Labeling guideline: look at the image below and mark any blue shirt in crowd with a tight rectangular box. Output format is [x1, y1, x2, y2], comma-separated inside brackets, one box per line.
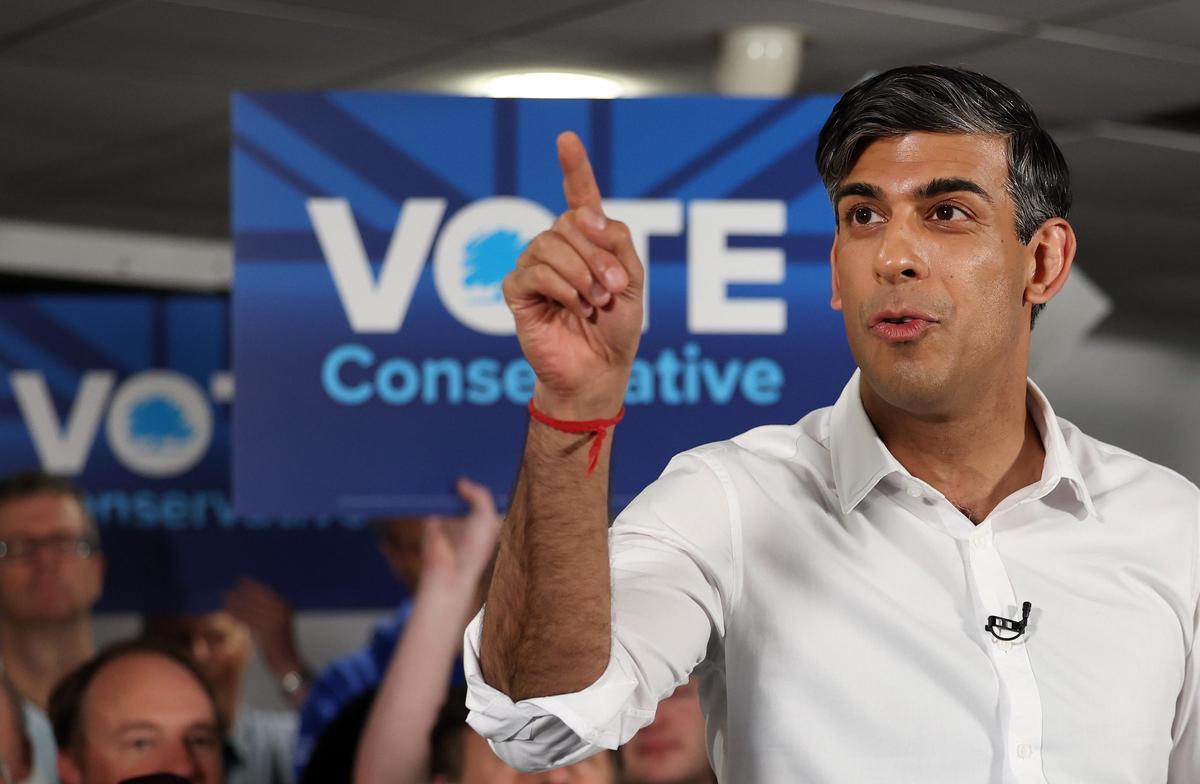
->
[293, 599, 464, 781]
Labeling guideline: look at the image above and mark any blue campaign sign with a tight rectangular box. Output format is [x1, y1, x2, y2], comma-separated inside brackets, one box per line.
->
[0, 293, 403, 611]
[232, 93, 856, 517]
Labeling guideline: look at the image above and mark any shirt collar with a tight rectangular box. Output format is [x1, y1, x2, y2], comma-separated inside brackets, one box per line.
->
[1025, 377, 1098, 520]
[827, 369, 1097, 520]
[828, 370, 903, 516]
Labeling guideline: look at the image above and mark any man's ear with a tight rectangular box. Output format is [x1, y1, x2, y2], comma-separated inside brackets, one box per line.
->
[829, 234, 843, 312]
[1024, 217, 1075, 309]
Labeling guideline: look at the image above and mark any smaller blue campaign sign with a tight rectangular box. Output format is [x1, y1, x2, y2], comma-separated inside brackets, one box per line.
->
[232, 93, 856, 517]
[0, 293, 403, 611]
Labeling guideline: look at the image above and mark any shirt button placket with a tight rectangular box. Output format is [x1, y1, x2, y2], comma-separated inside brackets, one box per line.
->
[965, 528, 1048, 784]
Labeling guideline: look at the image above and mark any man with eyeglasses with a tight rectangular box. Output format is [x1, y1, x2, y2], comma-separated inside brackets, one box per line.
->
[0, 471, 105, 783]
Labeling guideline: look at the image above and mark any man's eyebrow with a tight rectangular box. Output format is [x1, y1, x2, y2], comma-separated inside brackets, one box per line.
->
[833, 182, 884, 204]
[116, 722, 162, 734]
[915, 177, 993, 203]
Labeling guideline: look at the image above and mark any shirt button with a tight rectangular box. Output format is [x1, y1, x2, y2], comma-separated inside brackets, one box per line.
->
[995, 640, 1012, 653]
[905, 484, 923, 499]
[970, 532, 991, 549]
[1016, 744, 1033, 759]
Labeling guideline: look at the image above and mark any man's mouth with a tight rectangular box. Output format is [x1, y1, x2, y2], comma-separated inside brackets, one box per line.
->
[868, 309, 938, 342]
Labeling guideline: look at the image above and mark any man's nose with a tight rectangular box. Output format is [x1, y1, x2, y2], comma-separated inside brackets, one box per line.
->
[30, 542, 66, 569]
[873, 217, 929, 284]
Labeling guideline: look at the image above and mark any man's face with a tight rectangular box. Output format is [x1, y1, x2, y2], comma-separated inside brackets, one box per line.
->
[58, 653, 223, 784]
[830, 132, 1034, 415]
[144, 613, 252, 700]
[447, 730, 616, 784]
[621, 678, 711, 784]
[0, 493, 104, 625]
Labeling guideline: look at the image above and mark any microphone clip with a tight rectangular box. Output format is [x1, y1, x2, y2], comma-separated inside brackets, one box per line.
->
[986, 601, 1032, 642]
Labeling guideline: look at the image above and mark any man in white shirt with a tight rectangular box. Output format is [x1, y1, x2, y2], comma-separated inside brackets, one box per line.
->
[462, 64, 1200, 782]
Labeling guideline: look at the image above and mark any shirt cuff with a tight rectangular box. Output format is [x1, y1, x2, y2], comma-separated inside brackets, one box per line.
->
[462, 607, 651, 770]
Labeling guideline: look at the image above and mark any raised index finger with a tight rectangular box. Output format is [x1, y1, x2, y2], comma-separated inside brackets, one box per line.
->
[557, 131, 603, 213]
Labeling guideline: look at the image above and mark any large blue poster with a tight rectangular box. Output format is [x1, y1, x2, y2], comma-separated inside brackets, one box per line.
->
[0, 293, 403, 611]
[232, 94, 856, 517]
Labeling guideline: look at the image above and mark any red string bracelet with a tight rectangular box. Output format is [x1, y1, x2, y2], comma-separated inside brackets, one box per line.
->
[527, 400, 626, 476]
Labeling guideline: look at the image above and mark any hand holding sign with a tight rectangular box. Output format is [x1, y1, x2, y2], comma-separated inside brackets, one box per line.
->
[502, 132, 644, 419]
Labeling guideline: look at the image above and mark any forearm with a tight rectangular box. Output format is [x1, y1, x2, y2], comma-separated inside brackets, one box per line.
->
[480, 414, 614, 701]
[354, 576, 479, 784]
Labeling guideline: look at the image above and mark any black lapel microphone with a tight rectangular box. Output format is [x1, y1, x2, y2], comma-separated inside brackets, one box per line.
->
[986, 601, 1032, 641]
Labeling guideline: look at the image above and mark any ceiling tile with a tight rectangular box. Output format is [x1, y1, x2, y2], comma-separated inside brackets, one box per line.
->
[0, 57, 227, 155]
[892, 0, 1125, 22]
[0, 0, 101, 39]
[1075, 0, 1200, 50]
[954, 36, 1200, 123]
[241, 0, 617, 35]
[7, 0, 458, 88]
[507, 0, 1009, 93]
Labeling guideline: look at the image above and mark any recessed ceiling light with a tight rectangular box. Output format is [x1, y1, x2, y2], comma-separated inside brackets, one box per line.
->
[481, 71, 626, 99]
[716, 25, 804, 96]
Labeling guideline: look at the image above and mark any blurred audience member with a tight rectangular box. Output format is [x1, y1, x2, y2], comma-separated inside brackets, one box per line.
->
[620, 678, 714, 784]
[428, 687, 617, 784]
[294, 690, 373, 784]
[143, 603, 296, 784]
[223, 579, 311, 708]
[0, 471, 105, 783]
[0, 472, 103, 708]
[294, 479, 496, 779]
[47, 640, 223, 784]
[1, 668, 34, 783]
[353, 479, 499, 784]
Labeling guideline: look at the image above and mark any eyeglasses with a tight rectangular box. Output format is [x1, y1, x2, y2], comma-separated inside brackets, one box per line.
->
[0, 534, 99, 561]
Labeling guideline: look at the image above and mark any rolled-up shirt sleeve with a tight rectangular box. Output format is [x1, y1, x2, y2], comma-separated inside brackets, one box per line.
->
[464, 448, 742, 771]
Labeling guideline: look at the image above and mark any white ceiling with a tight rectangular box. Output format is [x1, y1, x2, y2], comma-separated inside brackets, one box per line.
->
[1, 0, 1198, 343]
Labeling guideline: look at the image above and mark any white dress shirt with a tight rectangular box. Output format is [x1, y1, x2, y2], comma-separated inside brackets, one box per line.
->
[464, 371, 1200, 783]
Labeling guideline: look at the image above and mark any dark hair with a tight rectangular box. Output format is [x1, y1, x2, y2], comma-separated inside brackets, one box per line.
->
[297, 687, 377, 784]
[816, 64, 1072, 326]
[0, 469, 98, 541]
[429, 685, 470, 780]
[47, 638, 223, 754]
[296, 686, 475, 783]
[0, 470, 87, 508]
